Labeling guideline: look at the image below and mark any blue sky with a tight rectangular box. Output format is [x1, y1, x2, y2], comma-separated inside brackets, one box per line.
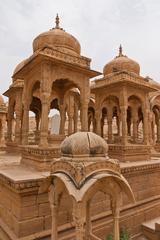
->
[0, 0, 160, 97]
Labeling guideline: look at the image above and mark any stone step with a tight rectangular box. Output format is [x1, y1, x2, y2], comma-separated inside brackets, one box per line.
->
[142, 217, 160, 240]
[135, 236, 147, 240]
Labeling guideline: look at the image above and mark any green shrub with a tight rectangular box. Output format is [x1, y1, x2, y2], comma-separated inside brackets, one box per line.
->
[106, 234, 113, 240]
[120, 227, 130, 240]
[106, 228, 130, 240]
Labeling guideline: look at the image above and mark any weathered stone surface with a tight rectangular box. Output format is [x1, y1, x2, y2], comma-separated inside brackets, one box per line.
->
[1, 13, 160, 240]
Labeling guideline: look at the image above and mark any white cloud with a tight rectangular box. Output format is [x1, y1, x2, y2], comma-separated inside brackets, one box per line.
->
[0, 0, 160, 97]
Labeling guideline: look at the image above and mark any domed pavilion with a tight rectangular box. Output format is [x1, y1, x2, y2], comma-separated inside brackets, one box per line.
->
[4, 15, 101, 153]
[91, 45, 157, 161]
[49, 132, 134, 240]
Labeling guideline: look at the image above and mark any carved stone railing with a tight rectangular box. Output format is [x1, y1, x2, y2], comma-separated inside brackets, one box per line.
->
[22, 145, 60, 158]
[0, 106, 7, 113]
[41, 47, 91, 69]
[21, 145, 60, 170]
[122, 162, 160, 176]
[108, 144, 151, 162]
[109, 144, 150, 153]
[91, 71, 155, 89]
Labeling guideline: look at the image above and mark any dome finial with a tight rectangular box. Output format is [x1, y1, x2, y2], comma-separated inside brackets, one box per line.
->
[119, 44, 123, 56]
[55, 14, 60, 29]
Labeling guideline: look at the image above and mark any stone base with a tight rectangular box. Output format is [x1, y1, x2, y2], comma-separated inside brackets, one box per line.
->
[0, 144, 6, 151]
[6, 142, 21, 153]
[142, 217, 160, 240]
[0, 157, 160, 239]
[154, 144, 160, 153]
[108, 144, 151, 162]
[48, 134, 65, 145]
[21, 145, 60, 171]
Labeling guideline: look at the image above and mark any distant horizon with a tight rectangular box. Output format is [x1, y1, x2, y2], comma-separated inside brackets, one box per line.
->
[1, 0, 160, 99]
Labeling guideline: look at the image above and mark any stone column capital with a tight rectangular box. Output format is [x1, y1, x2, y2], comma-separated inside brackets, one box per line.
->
[41, 92, 50, 104]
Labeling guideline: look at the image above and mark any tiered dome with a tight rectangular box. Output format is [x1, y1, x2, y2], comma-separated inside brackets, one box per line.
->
[61, 132, 108, 157]
[103, 45, 140, 76]
[33, 15, 81, 55]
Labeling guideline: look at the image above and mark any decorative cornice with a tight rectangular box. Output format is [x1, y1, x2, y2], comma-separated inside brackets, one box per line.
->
[122, 162, 160, 176]
[51, 158, 121, 186]
[0, 173, 44, 193]
[22, 146, 60, 157]
[40, 46, 91, 69]
[0, 159, 160, 192]
[91, 71, 157, 91]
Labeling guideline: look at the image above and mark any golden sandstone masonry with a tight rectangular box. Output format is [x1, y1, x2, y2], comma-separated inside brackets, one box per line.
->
[0, 15, 160, 240]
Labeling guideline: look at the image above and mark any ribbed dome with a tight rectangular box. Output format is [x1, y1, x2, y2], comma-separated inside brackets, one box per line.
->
[33, 15, 81, 55]
[103, 45, 140, 76]
[61, 132, 108, 157]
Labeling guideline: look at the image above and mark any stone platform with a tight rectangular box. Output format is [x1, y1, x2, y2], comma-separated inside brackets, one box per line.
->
[0, 150, 160, 239]
[21, 145, 60, 171]
[142, 217, 160, 240]
[6, 142, 22, 153]
[108, 144, 151, 162]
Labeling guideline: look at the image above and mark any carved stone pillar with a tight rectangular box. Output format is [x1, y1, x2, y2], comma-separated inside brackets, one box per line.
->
[59, 105, 66, 135]
[7, 102, 14, 142]
[39, 93, 50, 147]
[150, 113, 155, 144]
[142, 97, 150, 145]
[73, 202, 85, 240]
[15, 115, 21, 144]
[81, 102, 88, 132]
[108, 111, 113, 143]
[14, 91, 23, 144]
[85, 201, 91, 240]
[152, 122, 155, 144]
[74, 104, 78, 133]
[35, 113, 40, 131]
[0, 117, 6, 146]
[22, 104, 29, 145]
[133, 120, 138, 143]
[93, 118, 96, 133]
[108, 120, 113, 143]
[15, 106, 22, 144]
[157, 119, 160, 143]
[88, 116, 91, 132]
[114, 210, 120, 240]
[95, 111, 101, 136]
[120, 106, 128, 145]
[111, 198, 120, 240]
[101, 117, 104, 137]
[49, 184, 58, 240]
[116, 116, 120, 136]
[143, 108, 149, 145]
[68, 114, 74, 135]
[132, 110, 138, 143]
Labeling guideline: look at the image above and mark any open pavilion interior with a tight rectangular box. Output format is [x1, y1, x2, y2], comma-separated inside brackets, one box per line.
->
[1, 15, 160, 240]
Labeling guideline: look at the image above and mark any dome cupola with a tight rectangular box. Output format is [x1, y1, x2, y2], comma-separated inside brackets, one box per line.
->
[33, 15, 81, 55]
[103, 45, 140, 76]
[61, 132, 108, 158]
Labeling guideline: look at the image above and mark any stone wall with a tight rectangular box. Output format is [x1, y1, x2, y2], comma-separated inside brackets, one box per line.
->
[0, 163, 160, 239]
